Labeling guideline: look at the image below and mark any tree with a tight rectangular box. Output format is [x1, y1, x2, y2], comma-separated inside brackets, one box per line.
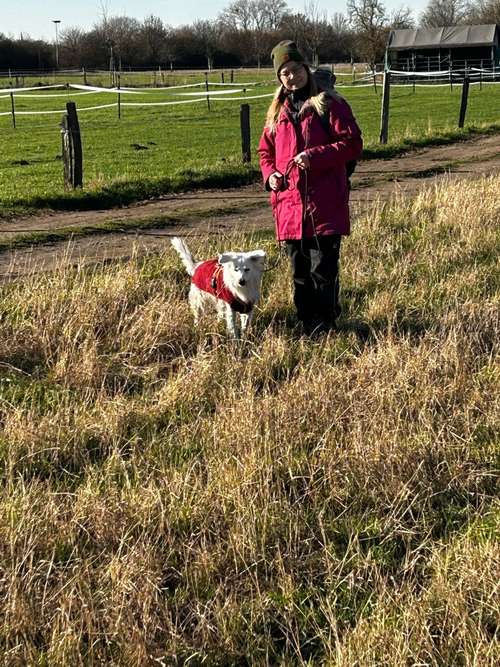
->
[140, 15, 167, 65]
[192, 20, 221, 70]
[221, 0, 288, 32]
[60, 27, 86, 68]
[0, 33, 52, 69]
[347, 0, 388, 70]
[221, 0, 289, 66]
[389, 6, 415, 29]
[266, 0, 289, 30]
[466, 0, 500, 24]
[302, 1, 329, 66]
[419, 0, 469, 27]
[280, 12, 308, 48]
[221, 0, 254, 31]
[93, 12, 141, 70]
[329, 13, 356, 63]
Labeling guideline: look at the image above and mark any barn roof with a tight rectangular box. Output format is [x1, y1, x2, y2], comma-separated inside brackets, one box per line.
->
[387, 24, 499, 51]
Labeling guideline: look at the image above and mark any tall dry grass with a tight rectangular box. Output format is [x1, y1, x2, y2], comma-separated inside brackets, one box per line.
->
[0, 175, 498, 665]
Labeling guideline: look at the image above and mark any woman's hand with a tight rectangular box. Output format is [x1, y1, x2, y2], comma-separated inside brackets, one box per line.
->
[294, 152, 310, 170]
[269, 171, 283, 191]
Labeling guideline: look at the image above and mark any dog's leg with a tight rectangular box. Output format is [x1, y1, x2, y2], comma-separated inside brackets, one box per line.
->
[189, 285, 202, 327]
[216, 300, 226, 321]
[239, 310, 253, 337]
[225, 305, 239, 339]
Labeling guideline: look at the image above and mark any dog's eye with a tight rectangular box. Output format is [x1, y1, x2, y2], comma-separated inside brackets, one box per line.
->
[244, 268, 250, 272]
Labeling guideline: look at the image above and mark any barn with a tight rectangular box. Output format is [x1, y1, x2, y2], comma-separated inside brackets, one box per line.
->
[385, 24, 500, 72]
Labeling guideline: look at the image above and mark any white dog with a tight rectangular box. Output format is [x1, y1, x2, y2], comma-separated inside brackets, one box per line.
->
[171, 237, 266, 338]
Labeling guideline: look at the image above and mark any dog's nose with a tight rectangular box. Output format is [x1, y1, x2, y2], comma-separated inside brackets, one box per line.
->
[239, 278, 246, 286]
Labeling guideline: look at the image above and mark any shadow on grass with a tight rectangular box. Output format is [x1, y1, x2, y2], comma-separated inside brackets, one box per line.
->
[257, 302, 431, 345]
[4, 166, 261, 216]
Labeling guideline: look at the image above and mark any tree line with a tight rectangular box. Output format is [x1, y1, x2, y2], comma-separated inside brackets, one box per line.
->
[1, 0, 498, 72]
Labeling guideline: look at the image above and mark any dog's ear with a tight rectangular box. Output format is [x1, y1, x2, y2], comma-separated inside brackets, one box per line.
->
[218, 252, 237, 265]
[248, 250, 266, 263]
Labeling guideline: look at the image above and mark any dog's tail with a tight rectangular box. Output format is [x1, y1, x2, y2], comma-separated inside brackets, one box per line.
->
[171, 237, 196, 276]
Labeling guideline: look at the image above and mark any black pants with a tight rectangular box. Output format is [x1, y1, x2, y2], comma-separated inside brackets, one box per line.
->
[285, 235, 342, 325]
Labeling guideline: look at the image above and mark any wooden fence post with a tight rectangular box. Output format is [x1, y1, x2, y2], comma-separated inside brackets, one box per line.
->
[230, 69, 234, 83]
[221, 71, 224, 84]
[61, 115, 71, 186]
[61, 101, 83, 189]
[458, 76, 470, 128]
[379, 70, 391, 144]
[240, 104, 251, 163]
[10, 92, 16, 129]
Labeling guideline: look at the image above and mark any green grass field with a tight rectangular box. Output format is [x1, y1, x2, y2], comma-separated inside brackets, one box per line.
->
[1, 74, 499, 216]
[0, 174, 498, 664]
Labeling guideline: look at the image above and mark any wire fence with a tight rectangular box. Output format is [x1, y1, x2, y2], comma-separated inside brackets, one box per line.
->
[2, 66, 498, 120]
[1, 67, 499, 207]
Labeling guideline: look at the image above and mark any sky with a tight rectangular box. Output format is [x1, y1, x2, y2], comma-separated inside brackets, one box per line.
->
[1, 1, 430, 41]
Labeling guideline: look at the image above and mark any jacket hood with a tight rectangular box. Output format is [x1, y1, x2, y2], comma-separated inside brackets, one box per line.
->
[284, 91, 346, 121]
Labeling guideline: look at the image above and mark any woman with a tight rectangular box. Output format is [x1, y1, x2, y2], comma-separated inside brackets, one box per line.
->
[258, 41, 363, 335]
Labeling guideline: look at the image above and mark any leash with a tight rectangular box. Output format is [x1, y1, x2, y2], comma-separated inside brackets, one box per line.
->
[210, 262, 224, 289]
[264, 158, 297, 274]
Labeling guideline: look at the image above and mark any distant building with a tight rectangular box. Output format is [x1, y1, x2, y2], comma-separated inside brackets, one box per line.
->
[386, 24, 500, 72]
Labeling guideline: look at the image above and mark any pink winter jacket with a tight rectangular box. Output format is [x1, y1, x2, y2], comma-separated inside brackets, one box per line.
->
[258, 93, 362, 240]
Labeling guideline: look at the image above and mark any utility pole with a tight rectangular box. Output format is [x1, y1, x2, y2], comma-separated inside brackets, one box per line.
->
[52, 20, 61, 69]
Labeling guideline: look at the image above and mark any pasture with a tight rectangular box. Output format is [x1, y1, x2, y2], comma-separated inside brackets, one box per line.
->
[0, 65, 355, 90]
[0, 173, 498, 664]
[1, 75, 499, 216]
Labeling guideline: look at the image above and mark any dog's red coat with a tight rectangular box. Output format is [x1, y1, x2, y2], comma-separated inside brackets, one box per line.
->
[192, 259, 253, 314]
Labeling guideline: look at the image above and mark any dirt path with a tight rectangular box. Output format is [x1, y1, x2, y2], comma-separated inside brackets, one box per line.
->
[1, 133, 499, 278]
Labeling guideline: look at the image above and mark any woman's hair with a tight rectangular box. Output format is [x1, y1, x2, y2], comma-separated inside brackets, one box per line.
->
[265, 64, 318, 132]
[264, 65, 347, 133]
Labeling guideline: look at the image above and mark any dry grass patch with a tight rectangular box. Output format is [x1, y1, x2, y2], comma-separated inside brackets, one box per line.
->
[0, 176, 498, 664]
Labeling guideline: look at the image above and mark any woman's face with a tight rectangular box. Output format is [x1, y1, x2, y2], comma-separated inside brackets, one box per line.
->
[279, 60, 308, 91]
